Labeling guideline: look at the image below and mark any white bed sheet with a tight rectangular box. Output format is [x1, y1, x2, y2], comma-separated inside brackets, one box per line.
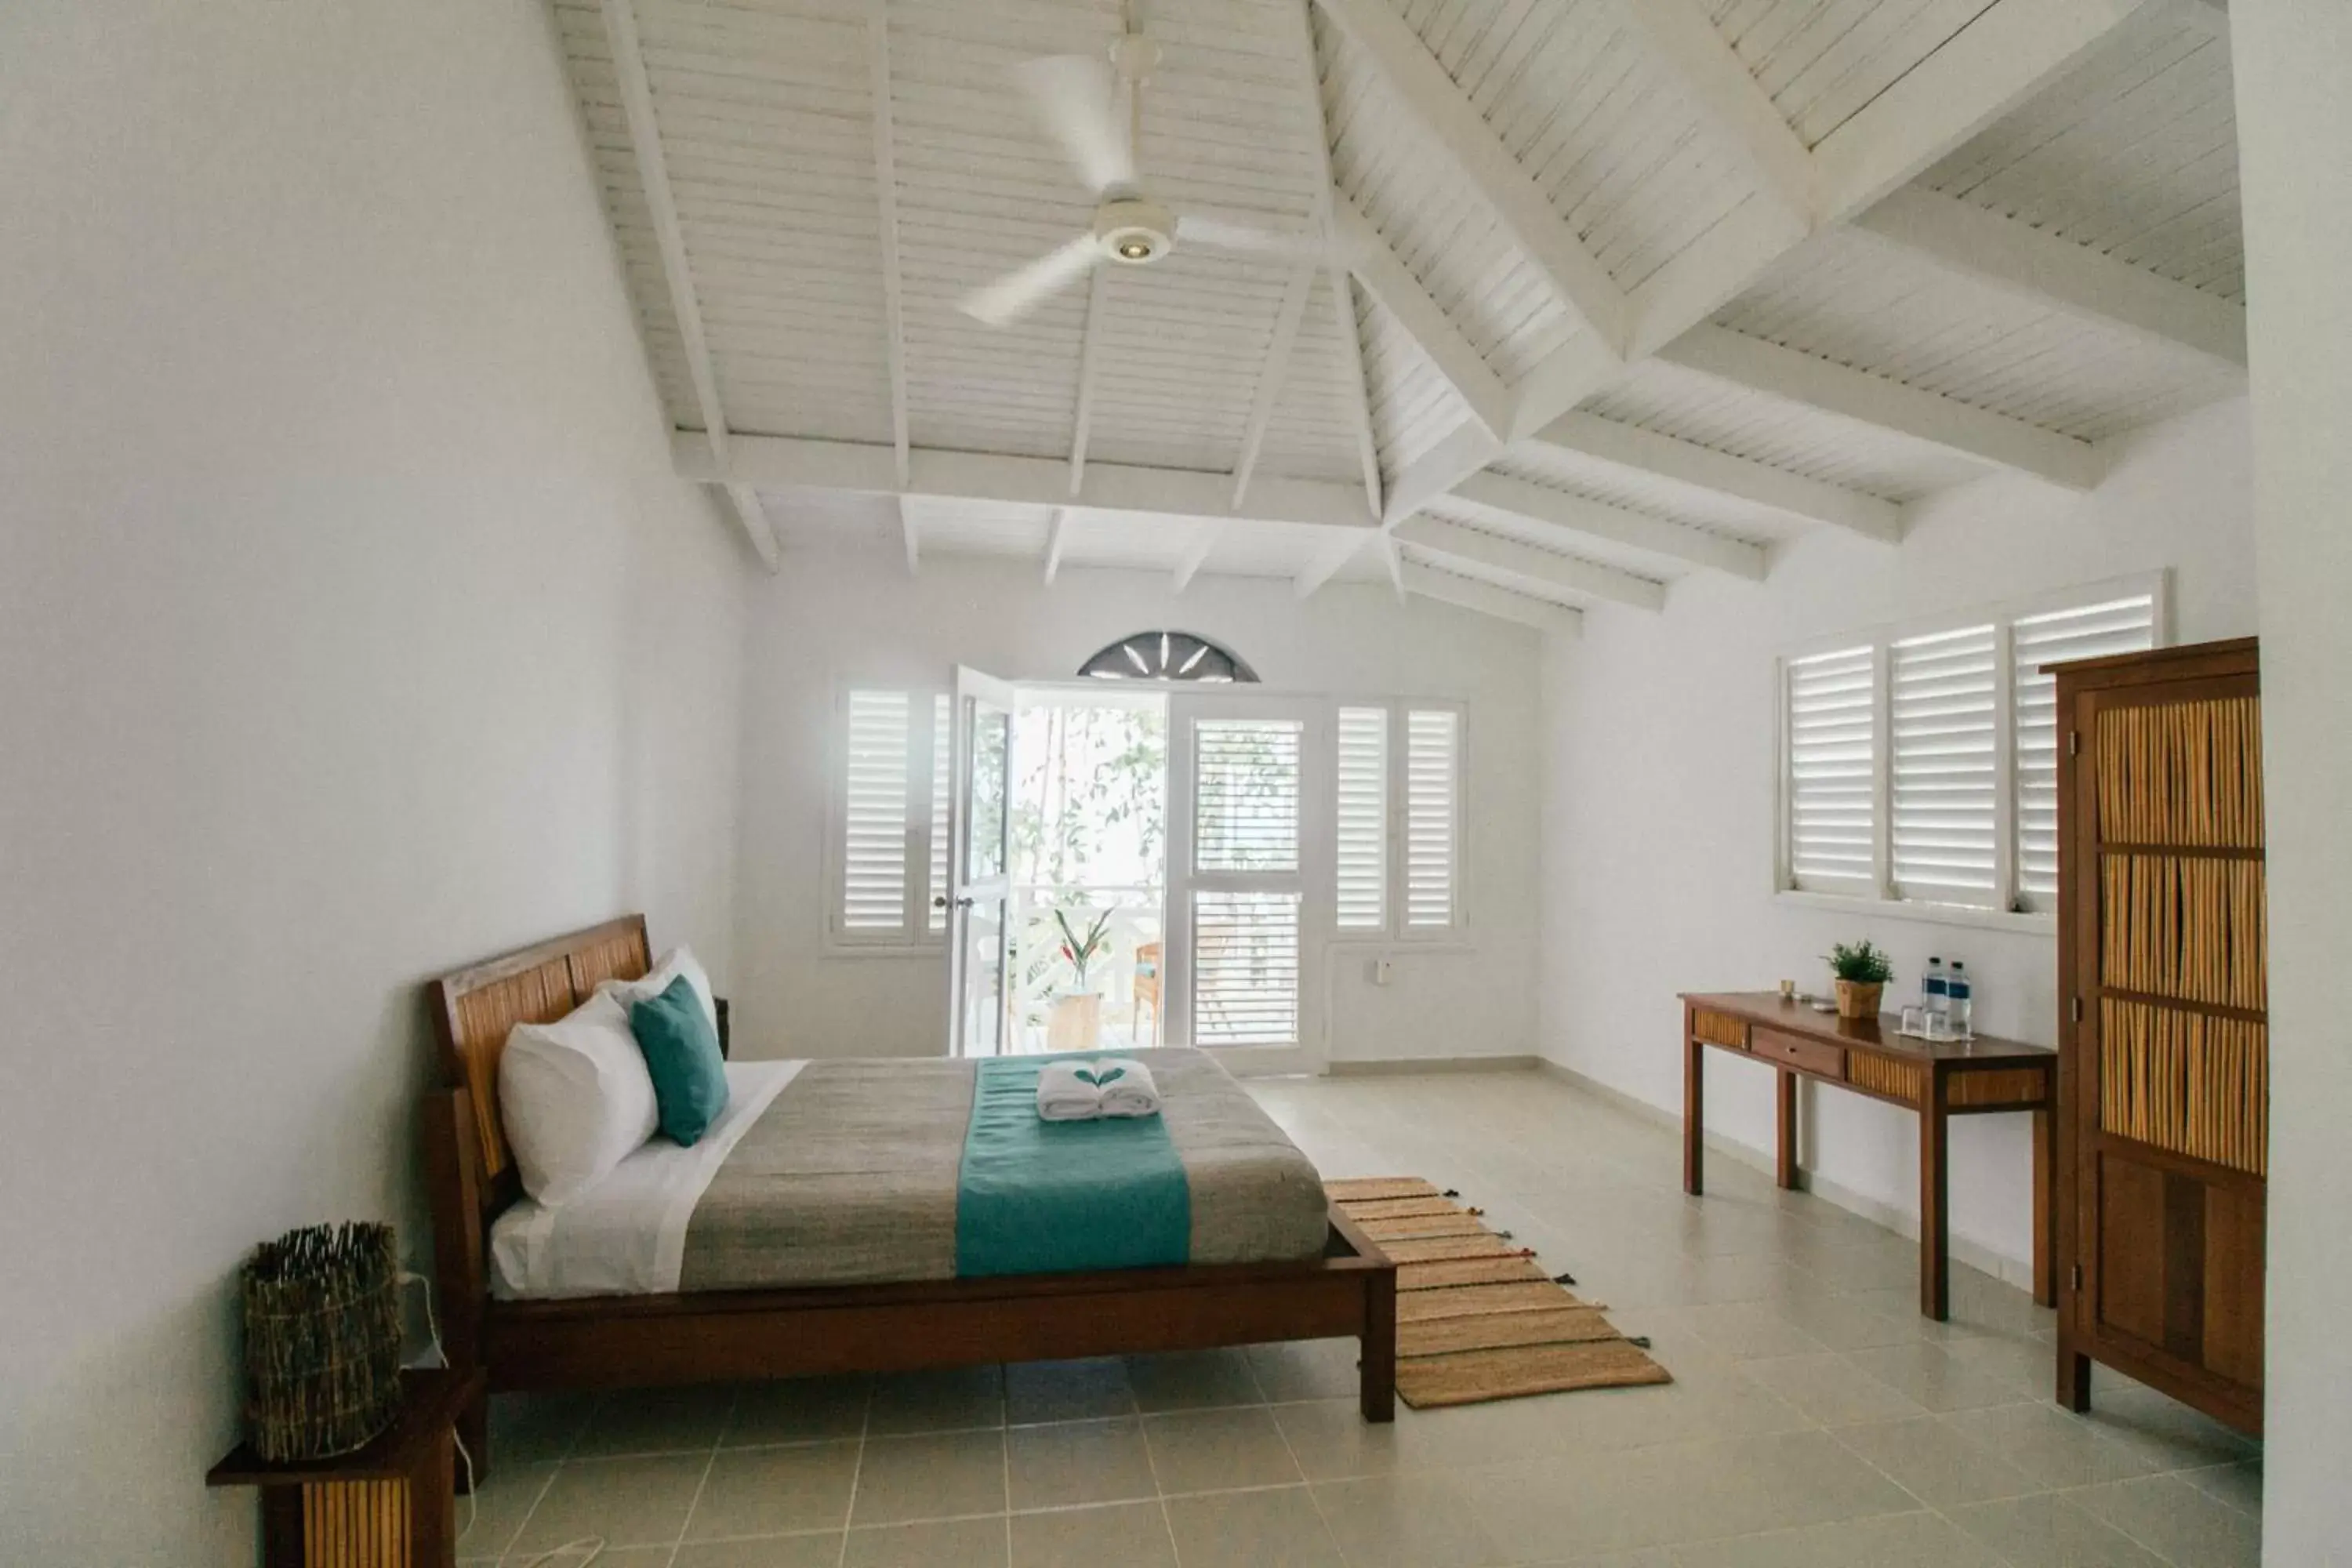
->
[490, 1060, 804, 1300]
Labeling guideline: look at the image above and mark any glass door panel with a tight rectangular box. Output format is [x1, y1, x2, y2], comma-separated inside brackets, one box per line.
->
[946, 666, 1017, 1057]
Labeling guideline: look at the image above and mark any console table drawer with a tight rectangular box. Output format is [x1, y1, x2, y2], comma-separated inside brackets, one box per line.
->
[1753, 1029, 1844, 1080]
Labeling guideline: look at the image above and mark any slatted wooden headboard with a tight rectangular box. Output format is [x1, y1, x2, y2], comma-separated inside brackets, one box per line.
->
[425, 914, 651, 1189]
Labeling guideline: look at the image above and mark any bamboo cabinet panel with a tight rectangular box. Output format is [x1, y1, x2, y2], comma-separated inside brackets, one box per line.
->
[2055, 640, 2266, 1436]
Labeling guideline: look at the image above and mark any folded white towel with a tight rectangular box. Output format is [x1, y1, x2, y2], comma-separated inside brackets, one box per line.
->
[1091, 1057, 1162, 1120]
[1036, 1060, 1105, 1122]
[1033, 1057, 1163, 1121]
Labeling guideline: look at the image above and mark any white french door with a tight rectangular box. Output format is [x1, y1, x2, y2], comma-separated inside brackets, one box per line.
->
[1165, 694, 1328, 1075]
[945, 666, 1017, 1057]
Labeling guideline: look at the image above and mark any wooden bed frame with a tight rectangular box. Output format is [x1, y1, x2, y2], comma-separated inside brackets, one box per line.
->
[422, 916, 1397, 1479]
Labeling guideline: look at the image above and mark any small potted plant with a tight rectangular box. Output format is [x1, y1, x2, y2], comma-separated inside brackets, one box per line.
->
[1824, 939, 1895, 1020]
[1047, 907, 1114, 1051]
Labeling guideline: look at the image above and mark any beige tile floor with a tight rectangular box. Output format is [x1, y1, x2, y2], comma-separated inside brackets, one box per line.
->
[460, 1069, 2261, 1567]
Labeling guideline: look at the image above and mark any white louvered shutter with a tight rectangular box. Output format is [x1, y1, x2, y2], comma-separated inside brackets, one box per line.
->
[1190, 718, 1305, 1047]
[1785, 647, 1878, 891]
[1194, 720, 1301, 872]
[927, 692, 952, 931]
[1889, 624, 1999, 904]
[1193, 891, 1302, 1045]
[1404, 709, 1460, 929]
[2013, 593, 2158, 907]
[840, 689, 912, 935]
[1335, 706, 1388, 930]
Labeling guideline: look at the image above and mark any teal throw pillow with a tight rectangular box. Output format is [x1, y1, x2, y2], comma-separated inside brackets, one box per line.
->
[629, 975, 729, 1145]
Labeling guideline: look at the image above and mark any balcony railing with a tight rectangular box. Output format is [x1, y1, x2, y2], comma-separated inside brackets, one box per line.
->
[1007, 883, 1163, 1055]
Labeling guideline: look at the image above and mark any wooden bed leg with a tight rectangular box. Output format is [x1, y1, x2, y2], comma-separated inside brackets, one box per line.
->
[1360, 1270, 1397, 1424]
[455, 1378, 489, 1493]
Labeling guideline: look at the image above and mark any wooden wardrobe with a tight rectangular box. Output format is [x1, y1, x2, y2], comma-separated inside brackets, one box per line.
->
[2055, 637, 2266, 1436]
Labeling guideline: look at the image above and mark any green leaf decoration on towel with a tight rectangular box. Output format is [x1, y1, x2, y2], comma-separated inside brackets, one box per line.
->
[1073, 1066, 1127, 1087]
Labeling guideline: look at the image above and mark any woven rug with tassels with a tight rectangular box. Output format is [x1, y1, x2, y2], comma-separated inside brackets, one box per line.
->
[1327, 1177, 1671, 1409]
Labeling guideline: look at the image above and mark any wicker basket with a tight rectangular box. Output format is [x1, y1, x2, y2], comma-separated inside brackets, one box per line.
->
[241, 1222, 405, 1461]
[1833, 979, 1885, 1020]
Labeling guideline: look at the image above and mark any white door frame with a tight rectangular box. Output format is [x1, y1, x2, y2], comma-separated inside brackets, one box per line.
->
[946, 665, 1018, 1057]
[1166, 691, 1330, 1076]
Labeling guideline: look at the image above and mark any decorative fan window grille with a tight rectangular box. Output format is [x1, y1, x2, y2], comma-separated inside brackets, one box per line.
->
[1078, 631, 1258, 684]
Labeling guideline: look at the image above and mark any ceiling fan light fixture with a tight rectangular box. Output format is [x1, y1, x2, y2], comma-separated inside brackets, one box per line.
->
[1094, 198, 1174, 265]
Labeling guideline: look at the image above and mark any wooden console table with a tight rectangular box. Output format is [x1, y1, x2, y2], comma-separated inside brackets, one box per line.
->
[1679, 993, 2058, 1320]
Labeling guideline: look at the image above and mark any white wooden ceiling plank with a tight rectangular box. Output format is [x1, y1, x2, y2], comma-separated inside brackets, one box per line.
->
[1315, 0, 1632, 352]
[1399, 561, 1583, 635]
[1529, 409, 1901, 540]
[1394, 515, 1665, 610]
[1334, 193, 1513, 438]
[1658, 321, 2104, 489]
[1606, 0, 1813, 222]
[1453, 469, 1769, 579]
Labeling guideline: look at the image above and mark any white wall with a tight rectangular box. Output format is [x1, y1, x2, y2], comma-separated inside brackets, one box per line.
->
[2231, 2, 2352, 1554]
[732, 549, 1542, 1068]
[0, 2, 751, 1559]
[1538, 400, 2257, 1278]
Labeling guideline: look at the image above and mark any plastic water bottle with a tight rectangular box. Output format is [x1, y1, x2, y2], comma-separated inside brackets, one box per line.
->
[1922, 956, 1948, 1022]
[1947, 961, 1973, 1038]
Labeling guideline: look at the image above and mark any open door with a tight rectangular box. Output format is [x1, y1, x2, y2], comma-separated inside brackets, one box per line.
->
[1166, 693, 1327, 1075]
[945, 666, 1018, 1057]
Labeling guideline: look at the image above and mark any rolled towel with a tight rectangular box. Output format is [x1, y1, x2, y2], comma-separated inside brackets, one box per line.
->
[1088, 1057, 1162, 1120]
[1036, 1059, 1104, 1122]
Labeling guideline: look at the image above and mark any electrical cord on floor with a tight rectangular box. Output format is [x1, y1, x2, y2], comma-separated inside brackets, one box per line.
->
[404, 1271, 609, 1565]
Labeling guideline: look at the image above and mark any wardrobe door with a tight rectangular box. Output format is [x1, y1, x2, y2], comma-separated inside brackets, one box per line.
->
[2066, 665, 2266, 1435]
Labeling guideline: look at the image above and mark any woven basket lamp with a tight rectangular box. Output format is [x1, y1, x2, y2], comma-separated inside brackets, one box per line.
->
[241, 1223, 405, 1462]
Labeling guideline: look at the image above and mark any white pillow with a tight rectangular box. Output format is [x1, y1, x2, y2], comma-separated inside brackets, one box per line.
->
[599, 945, 718, 1035]
[497, 989, 659, 1207]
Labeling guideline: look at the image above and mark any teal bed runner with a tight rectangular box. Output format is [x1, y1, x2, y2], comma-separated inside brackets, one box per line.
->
[955, 1054, 1192, 1277]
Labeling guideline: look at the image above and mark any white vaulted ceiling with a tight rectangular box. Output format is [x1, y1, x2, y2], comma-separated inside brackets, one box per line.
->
[551, 0, 2249, 631]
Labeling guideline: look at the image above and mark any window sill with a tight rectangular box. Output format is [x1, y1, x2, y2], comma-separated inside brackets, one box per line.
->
[1774, 889, 2057, 938]
[822, 940, 948, 960]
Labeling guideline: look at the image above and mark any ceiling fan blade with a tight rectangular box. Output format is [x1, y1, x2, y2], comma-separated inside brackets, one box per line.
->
[958, 234, 1102, 327]
[1175, 210, 1329, 263]
[1012, 53, 1136, 198]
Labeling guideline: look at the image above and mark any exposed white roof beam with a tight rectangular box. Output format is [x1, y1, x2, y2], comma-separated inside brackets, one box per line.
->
[1453, 470, 1769, 580]
[1042, 507, 1070, 586]
[1376, 528, 1406, 603]
[1294, 531, 1367, 600]
[1281, 0, 1381, 523]
[1528, 412, 1903, 543]
[1334, 194, 1512, 440]
[723, 485, 782, 572]
[681, 433, 1383, 533]
[865, 0, 909, 485]
[1852, 187, 2248, 368]
[1232, 263, 1317, 509]
[1069, 267, 1111, 495]
[896, 495, 918, 575]
[1606, 0, 1814, 224]
[1172, 527, 1221, 593]
[1401, 561, 1584, 637]
[1394, 515, 1667, 612]
[1659, 323, 2107, 491]
[1312, 0, 1629, 354]
[1813, 0, 2147, 223]
[601, 0, 776, 569]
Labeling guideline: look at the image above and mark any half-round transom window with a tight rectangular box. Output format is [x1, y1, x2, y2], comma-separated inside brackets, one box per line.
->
[1078, 631, 1258, 684]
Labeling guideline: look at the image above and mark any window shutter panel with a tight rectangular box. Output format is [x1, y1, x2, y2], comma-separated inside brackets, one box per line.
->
[1404, 710, 1460, 928]
[1335, 706, 1388, 930]
[2013, 593, 2157, 904]
[1193, 891, 1302, 1045]
[840, 689, 912, 933]
[1194, 720, 1301, 873]
[1786, 646, 1877, 891]
[1890, 624, 1999, 902]
[927, 693, 952, 931]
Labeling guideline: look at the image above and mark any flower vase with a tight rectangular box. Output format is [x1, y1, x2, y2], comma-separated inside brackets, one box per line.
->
[1047, 993, 1103, 1052]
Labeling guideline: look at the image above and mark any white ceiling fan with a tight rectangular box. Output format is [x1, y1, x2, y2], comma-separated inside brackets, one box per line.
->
[959, 15, 1326, 327]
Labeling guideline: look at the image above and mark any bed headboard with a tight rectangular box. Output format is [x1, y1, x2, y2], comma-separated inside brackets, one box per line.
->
[425, 914, 652, 1188]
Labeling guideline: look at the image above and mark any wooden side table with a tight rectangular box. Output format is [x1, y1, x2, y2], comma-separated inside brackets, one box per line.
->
[207, 1367, 481, 1568]
[1679, 992, 2058, 1320]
